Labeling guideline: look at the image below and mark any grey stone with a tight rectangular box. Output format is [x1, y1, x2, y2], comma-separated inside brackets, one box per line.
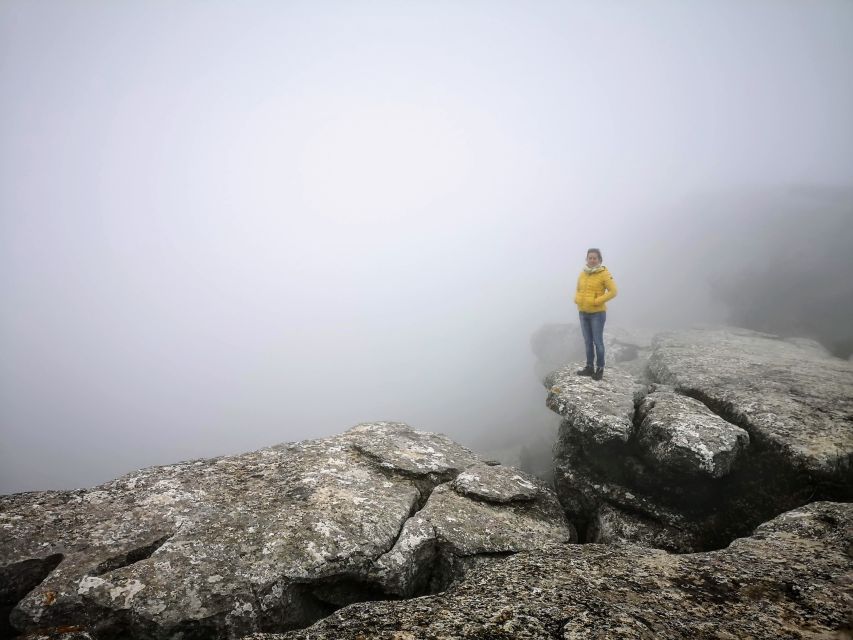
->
[342, 421, 477, 479]
[247, 501, 853, 640]
[0, 422, 572, 639]
[649, 327, 853, 481]
[553, 457, 701, 552]
[545, 365, 643, 445]
[451, 462, 540, 503]
[371, 479, 575, 597]
[636, 390, 750, 478]
[549, 327, 853, 552]
[587, 503, 694, 553]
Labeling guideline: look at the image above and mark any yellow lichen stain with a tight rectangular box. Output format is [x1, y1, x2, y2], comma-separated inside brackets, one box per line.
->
[43, 590, 57, 606]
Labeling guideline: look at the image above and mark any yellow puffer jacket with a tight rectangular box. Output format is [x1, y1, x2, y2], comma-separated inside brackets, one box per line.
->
[574, 266, 618, 313]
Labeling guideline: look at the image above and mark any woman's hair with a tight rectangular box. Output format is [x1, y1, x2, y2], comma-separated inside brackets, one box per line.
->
[586, 248, 603, 260]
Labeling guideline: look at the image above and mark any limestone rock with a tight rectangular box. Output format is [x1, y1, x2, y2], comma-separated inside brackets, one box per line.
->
[247, 501, 853, 640]
[649, 327, 853, 482]
[372, 473, 574, 597]
[553, 452, 703, 553]
[0, 422, 572, 639]
[636, 389, 750, 478]
[549, 326, 853, 551]
[451, 462, 539, 503]
[545, 365, 643, 445]
[342, 422, 476, 479]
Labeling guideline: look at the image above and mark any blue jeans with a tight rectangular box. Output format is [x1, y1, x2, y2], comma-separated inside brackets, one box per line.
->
[579, 311, 606, 369]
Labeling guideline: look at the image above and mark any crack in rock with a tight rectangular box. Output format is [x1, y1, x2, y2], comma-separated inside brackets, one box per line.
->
[0, 553, 64, 639]
[92, 535, 172, 576]
[2, 422, 572, 639]
[240, 502, 853, 640]
[549, 327, 853, 553]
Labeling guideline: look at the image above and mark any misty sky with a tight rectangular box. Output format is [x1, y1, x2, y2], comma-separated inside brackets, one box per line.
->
[2, 1, 852, 494]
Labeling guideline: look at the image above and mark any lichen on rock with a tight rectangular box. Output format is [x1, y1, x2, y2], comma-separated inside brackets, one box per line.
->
[245, 501, 853, 640]
[1, 422, 573, 639]
[548, 326, 853, 551]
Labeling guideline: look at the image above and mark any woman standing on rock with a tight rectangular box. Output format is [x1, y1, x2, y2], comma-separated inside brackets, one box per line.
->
[575, 248, 617, 380]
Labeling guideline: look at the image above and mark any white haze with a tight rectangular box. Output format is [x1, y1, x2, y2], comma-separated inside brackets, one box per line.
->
[2, 1, 852, 493]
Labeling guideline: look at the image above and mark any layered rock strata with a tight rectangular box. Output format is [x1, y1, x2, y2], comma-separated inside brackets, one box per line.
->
[1, 422, 574, 639]
[547, 327, 853, 551]
[247, 501, 853, 640]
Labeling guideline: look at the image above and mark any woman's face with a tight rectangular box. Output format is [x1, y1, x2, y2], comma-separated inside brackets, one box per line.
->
[586, 252, 601, 268]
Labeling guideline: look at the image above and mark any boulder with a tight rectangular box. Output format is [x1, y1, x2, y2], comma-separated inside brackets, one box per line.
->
[0, 422, 574, 639]
[549, 327, 853, 551]
[371, 474, 573, 597]
[246, 501, 853, 640]
[451, 462, 540, 503]
[636, 388, 750, 478]
[587, 503, 694, 553]
[545, 366, 643, 445]
[649, 327, 853, 483]
[553, 432, 704, 553]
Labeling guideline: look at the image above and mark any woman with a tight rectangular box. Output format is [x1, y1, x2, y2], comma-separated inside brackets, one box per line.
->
[574, 248, 617, 381]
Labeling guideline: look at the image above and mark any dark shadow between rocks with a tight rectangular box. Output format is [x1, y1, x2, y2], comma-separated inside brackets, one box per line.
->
[556, 380, 846, 552]
[93, 535, 172, 576]
[677, 386, 853, 500]
[349, 445, 460, 511]
[1, 554, 63, 639]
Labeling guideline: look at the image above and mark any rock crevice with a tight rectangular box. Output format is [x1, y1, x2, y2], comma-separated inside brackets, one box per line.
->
[1, 422, 573, 639]
[245, 501, 853, 640]
[548, 326, 853, 552]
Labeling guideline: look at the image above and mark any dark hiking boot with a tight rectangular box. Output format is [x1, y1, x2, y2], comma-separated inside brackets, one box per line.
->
[576, 366, 594, 376]
[592, 368, 604, 381]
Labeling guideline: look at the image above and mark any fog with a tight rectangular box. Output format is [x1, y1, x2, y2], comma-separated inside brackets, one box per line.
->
[2, 1, 852, 494]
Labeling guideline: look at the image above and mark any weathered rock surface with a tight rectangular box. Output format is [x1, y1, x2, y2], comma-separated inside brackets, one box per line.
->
[549, 327, 853, 551]
[371, 476, 572, 598]
[0, 422, 574, 639]
[553, 427, 706, 552]
[587, 503, 694, 552]
[484, 324, 655, 484]
[451, 462, 539, 503]
[246, 501, 853, 640]
[649, 327, 853, 481]
[636, 389, 750, 478]
[545, 367, 643, 445]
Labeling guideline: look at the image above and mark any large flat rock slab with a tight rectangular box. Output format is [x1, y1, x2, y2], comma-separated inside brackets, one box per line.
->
[636, 389, 750, 478]
[249, 501, 853, 639]
[649, 327, 853, 481]
[342, 422, 477, 479]
[451, 462, 539, 503]
[0, 423, 572, 639]
[545, 366, 643, 445]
